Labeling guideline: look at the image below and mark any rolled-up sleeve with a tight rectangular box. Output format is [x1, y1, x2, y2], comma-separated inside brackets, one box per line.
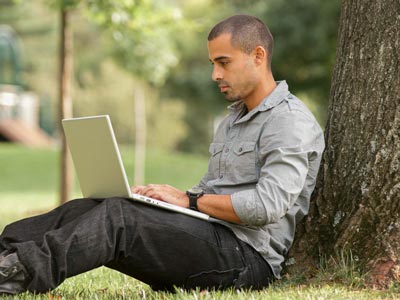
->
[231, 110, 319, 226]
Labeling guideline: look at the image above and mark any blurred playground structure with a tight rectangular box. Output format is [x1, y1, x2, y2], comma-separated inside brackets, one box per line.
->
[0, 25, 52, 148]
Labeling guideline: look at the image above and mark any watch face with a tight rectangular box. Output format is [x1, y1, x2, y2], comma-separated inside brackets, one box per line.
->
[188, 187, 203, 195]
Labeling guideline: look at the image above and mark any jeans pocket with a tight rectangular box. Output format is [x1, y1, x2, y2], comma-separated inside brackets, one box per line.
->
[185, 266, 251, 290]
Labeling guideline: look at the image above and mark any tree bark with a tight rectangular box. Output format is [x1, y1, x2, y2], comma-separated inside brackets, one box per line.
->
[290, 0, 400, 287]
[59, 8, 73, 204]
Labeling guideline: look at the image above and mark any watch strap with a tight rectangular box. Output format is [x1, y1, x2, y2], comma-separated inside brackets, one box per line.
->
[189, 195, 199, 211]
[186, 190, 204, 211]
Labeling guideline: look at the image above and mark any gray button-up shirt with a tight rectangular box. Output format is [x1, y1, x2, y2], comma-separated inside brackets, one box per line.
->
[195, 81, 325, 278]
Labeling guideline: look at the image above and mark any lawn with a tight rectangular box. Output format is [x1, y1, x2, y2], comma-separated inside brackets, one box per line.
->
[0, 143, 208, 230]
[0, 143, 399, 299]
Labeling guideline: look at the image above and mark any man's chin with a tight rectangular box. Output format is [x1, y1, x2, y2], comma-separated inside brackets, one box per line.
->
[223, 92, 242, 103]
[225, 96, 242, 103]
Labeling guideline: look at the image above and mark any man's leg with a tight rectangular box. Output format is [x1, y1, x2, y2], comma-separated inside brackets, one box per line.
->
[1, 198, 273, 293]
[0, 198, 101, 252]
[0, 198, 102, 294]
[105, 206, 274, 291]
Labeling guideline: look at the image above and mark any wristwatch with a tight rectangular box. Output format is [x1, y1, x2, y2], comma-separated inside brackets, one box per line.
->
[186, 188, 204, 211]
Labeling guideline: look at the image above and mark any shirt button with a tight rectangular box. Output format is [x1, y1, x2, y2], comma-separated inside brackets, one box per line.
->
[224, 148, 229, 153]
[238, 147, 243, 152]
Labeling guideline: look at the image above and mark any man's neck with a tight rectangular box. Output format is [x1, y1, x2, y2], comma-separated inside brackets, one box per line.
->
[244, 74, 277, 111]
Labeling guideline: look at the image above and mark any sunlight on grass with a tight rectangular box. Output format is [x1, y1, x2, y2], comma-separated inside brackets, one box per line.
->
[1, 144, 399, 299]
[0, 192, 56, 229]
[8, 267, 400, 300]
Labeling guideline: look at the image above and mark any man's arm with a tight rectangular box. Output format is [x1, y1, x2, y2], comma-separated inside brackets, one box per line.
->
[131, 109, 324, 227]
[130, 185, 242, 224]
[230, 110, 324, 226]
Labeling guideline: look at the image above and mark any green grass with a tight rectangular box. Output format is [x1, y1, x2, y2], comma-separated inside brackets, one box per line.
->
[0, 143, 399, 299]
[0, 143, 208, 229]
[4, 267, 400, 300]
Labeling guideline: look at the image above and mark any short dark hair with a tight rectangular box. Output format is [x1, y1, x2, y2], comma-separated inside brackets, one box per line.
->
[208, 14, 274, 68]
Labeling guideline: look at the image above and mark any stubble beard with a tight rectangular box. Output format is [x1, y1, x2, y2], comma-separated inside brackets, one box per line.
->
[223, 92, 242, 103]
[221, 84, 242, 103]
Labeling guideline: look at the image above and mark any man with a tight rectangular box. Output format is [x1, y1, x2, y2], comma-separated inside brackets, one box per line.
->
[0, 14, 324, 294]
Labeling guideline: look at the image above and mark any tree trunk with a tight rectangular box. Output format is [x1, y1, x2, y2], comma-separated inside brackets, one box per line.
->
[134, 85, 146, 186]
[59, 8, 73, 204]
[290, 0, 400, 287]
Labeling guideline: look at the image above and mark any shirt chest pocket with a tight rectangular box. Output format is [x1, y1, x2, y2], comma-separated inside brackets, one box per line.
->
[229, 141, 258, 183]
[208, 141, 259, 184]
[208, 142, 224, 178]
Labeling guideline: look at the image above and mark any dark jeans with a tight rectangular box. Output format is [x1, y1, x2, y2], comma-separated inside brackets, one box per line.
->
[0, 198, 273, 293]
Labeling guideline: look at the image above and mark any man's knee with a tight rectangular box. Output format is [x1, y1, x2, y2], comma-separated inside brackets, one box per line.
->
[101, 197, 132, 211]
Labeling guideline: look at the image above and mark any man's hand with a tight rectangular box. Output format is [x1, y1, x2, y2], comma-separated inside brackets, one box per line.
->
[131, 184, 242, 224]
[131, 184, 189, 208]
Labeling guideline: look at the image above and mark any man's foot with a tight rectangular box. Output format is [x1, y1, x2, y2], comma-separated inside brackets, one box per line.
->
[0, 251, 30, 295]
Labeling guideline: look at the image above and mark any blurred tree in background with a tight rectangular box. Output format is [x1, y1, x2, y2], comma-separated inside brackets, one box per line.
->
[165, 0, 340, 153]
[0, 0, 340, 155]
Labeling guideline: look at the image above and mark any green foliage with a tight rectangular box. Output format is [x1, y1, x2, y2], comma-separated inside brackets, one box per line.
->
[83, 0, 195, 86]
[263, 0, 341, 122]
[0, 1, 190, 147]
[45, 0, 81, 10]
[161, 0, 340, 154]
[0, 0, 340, 154]
[0, 0, 59, 136]
[161, 0, 232, 153]
[0, 1, 56, 90]
[0, 25, 24, 86]
[219, 0, 340, 117]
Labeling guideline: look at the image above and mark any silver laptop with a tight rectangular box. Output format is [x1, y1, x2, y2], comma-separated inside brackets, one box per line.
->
[62, 115, 213, 222]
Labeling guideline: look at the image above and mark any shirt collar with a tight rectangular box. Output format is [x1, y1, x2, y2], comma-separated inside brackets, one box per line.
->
[228, 80, 291, 124]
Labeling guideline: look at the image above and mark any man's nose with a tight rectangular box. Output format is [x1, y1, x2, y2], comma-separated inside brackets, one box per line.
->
[212, 65, 223, 82]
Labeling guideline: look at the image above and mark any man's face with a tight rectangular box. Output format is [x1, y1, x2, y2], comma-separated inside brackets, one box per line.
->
[208, 33, 259, 103]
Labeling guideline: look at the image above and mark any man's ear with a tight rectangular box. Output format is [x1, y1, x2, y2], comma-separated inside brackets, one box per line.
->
[254, 46, 267, 66]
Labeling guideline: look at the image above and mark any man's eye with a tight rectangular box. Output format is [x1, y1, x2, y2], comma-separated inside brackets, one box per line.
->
[220, 61, 229, 66]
